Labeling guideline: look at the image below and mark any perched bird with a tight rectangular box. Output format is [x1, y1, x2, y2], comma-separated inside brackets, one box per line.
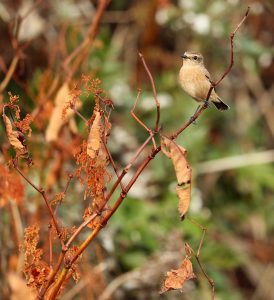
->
[179, 51, 229, 111]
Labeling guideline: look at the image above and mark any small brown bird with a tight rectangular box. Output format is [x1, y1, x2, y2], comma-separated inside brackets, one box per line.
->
[179, 51, 229, 111]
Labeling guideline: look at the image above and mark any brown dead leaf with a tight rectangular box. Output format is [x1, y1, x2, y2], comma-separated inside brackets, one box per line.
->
[87, 111, 102, 158]
[176, 183, 191, 220]
[3, 114, 25, 153]
[160, 257, 196, 294]
[161, 136, 192, 219]
[45, 83, 76, 142]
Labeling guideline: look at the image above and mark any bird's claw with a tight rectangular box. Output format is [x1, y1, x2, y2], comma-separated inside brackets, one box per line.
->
[203, 100, 210, 108]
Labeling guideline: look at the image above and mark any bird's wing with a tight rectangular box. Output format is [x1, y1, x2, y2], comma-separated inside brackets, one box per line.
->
[204, 69, 213, 83]
[204, 70, 216, 87]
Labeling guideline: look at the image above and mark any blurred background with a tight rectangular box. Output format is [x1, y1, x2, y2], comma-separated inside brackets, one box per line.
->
[1, 0, 274, 299]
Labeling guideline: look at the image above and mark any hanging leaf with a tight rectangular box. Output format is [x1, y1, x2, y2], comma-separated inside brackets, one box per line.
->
[159, 257, 196, 294]
[45, 82, 76, 142]
[161, 136, 192, 219]
[87, 111, 102, 158]
[3, 114, 25, 153]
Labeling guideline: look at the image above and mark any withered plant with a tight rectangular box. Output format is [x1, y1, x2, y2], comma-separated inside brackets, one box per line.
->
[1, 2, 250, 299]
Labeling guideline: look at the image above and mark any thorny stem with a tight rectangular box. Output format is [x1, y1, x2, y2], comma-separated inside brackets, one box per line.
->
[39, 7, 249, 299]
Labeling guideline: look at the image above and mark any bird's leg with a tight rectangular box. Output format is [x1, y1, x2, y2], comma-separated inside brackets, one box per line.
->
[189, 104, 201, 124]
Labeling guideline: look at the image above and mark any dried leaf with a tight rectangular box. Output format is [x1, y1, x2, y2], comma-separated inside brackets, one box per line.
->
[161, 136, 192, 219]
[45, 83, 75, 142]
[160, 257, 196, 294]
[176, 183, 191, 220]
[87, 111, 102, 158]
[3, 115, 25, 152]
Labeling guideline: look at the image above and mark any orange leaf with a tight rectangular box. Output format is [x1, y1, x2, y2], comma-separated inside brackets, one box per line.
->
[45, 83, 76, 142]
[87, 111, 102, 158]
[161, 136, 192, 219]
[160, 257, 196, 294]
[3, 115, 25, 152]
[176, 183, 191, 219]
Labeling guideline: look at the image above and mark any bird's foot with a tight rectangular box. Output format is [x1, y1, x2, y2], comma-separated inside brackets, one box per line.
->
[189, 104, 201, 124]
[203, 100, 210, 108]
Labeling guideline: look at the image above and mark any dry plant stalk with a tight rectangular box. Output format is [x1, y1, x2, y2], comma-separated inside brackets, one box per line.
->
[1, 6, 250, 300]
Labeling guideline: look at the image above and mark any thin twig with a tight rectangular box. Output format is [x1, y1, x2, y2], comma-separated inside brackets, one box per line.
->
[63, 0, 111, 79]
[215, 6, 250, 86]
[0, 55, 20, 93]
[71, 106, 88, 123]
[187, 217, 215, 300]
[14, 164, 65, 250]
[130, 88, 157, 149]
[138, 52, 160, 131]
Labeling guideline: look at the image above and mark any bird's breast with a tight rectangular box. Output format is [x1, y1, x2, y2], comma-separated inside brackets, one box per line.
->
[179, 65, 211, 101]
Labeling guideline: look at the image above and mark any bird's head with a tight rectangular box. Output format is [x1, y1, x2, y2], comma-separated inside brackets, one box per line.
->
[181, 51, 204, 66]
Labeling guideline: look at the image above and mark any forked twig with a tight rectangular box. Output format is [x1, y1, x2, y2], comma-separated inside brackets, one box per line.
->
[138, 52, 161, 131]
[130, 88, 157, 149]
[187, 217, 215, 300]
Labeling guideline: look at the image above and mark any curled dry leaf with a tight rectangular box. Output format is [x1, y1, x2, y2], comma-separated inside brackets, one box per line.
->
[161, 136, 192, 219]
[160, 257, 196, 294]
[3, 114, 25, 153]
[87, 111, 102, 158]
[45, 82, 77, 142]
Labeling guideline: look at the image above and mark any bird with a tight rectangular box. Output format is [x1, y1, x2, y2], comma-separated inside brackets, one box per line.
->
[179, 51, 229, 111]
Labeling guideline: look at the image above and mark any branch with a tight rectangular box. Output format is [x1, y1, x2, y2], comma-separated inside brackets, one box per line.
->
[138, 52, 161, 131]
[0, 55, 20, 94]
[63, 0, 111, 79]
[187, 218, 215, 300]
[42, 7, 250, 298]
[215, 6, 250, 86]
[14, 163, 65, 250]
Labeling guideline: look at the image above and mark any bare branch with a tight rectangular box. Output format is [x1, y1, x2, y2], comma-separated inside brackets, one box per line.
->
[138, 52, 161, 131]
[13, 163, 65, 250]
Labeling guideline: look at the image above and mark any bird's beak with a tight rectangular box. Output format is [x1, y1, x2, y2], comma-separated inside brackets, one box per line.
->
[181, 54, 187, 59]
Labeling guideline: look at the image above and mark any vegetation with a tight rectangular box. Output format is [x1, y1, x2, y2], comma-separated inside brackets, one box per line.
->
[1, 1, 273, 300]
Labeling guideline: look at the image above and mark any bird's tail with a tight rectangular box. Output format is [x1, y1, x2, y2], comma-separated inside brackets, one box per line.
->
[212, 97, 230, 111]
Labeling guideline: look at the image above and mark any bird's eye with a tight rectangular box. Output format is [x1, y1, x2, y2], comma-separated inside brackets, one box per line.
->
[193, 56, 198, 60]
